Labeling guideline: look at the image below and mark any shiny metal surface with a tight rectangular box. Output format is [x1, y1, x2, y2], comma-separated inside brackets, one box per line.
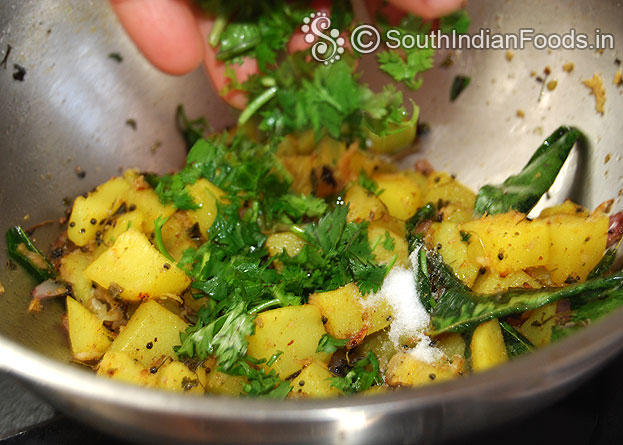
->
[0, 0, 622, 443]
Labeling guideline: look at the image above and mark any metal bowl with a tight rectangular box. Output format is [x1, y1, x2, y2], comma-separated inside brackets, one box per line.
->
[0, 0, 621, 443]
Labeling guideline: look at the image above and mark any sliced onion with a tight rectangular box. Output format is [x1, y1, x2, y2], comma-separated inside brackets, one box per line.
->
[31, 280, 69, 300]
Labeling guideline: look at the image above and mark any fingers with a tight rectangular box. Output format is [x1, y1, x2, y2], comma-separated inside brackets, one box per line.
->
[386, 0, 465, 20]
[109, 0, 204, 75]
[197, 16, 258, 109]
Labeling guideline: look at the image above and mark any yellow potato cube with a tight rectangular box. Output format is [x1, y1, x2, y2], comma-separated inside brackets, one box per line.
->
[461, 212, 550, 275]
[472, 270, 540, 295]
[426, 222, 481, 288]
[423, 172, 476, 211]
[539, 199, 589, 218]
[122, 170, 176, 234]
[109, 300, 188, 367]
[84, 228, 190, 302]
[186, 178, 225, 236]
[202, 357, 247, 396]
[309, 283, 391, 341]
[68, 177, 131, 246]
[435, 333, 466, 360]
[441, 204, 473, 224]
[246, 305, 329, 379]
[60, 250, 94, 306]
[66, 296, 113, 362]
[97, 351, 156, 387]
[280, 155, 314, 195]
[160, 211, 197, 261]
[289, 361, 341, 399]
[102, 210, 145, 246]
[517, 303, 557, 347]
[157, 361, 204, 394]
[542, 213, 608, 285]
[470, 319, 508, 372]
[266, 232, 306, 258]
[373, 172, 422, 220]
[368, 224, 409, 268]
[386, 352, 463, 387]
[344, 184, 387, 223]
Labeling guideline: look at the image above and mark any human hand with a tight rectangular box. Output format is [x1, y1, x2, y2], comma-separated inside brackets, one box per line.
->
[110, 0, 464, 108]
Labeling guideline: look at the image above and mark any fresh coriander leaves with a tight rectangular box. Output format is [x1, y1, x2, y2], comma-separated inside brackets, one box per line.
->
[377, 47, 434, 91]
[176, 301, 255, 371]
[316, 334, 348, 354]
[229, 354, 292, 398]
[329, 351, 383, 393]
[153, 215, 175, 262]
[241, 54, 416, 142]
[358, 170, 382, 196]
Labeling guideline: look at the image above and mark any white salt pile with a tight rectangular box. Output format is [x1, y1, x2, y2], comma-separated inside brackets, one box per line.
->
[363, 247, 443, 364]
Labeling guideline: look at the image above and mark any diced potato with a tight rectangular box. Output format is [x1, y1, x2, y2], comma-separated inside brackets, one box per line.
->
[368, 224, 409, 268]
[426, 222, 481, 288]
[280, 155, 314, 194]
[202, 358, 247, 396]
[361, 386, 390, 396]
[356, 329, 397, 370]
[539, 199, 589, 218]
[289, 361, 341, 399]
[461, 212, 550, 275]
[68, 177, 132, 246]
[373, 216, 406, 240]
[517, 303, 557, 347]
[336, 146, 393, 184]
[122, 170, 176, 233]
[435, 333, 466, 361]
[423, 172, 476, 211]
[472, 270, 540, 295]
[66, 296, 113, 361]
[309, 283, 391, 341]
[246, 305, 329, 379]
[344, 184, 387, 223]
[266, 232, 306, 258]
[84, 229, 191, 302]
[404, 171, 428, 191]
[102, 210, 145, 246]
[97, 351, 157, 386]
[277, 129, 316, 156]
[470, 319, 508, 372]
[157, 361, 204, 394]
[160, 211, 197, 261]
[386, 352, 463, 387]
[373, 172, 422, 220]
[186, 178, 225, 236]
[441, 204, 473, 224]
[542, 213, 608, 285]
[314, 136, 347, 169]
[109, 300, 188, 367]
[60, 250, 94, 306]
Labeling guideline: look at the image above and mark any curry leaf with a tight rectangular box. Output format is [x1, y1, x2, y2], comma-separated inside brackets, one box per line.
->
[500, 321, 534, 358]
[427, 249, 623, 335]
[6, 226, 56, 282]
[474, 126, 582, 216]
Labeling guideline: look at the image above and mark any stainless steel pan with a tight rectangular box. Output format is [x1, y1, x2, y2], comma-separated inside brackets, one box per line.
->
[0, 0, 622, 443]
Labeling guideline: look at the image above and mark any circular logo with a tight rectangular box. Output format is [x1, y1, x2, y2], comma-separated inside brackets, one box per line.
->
[350, 24, 381, 54]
